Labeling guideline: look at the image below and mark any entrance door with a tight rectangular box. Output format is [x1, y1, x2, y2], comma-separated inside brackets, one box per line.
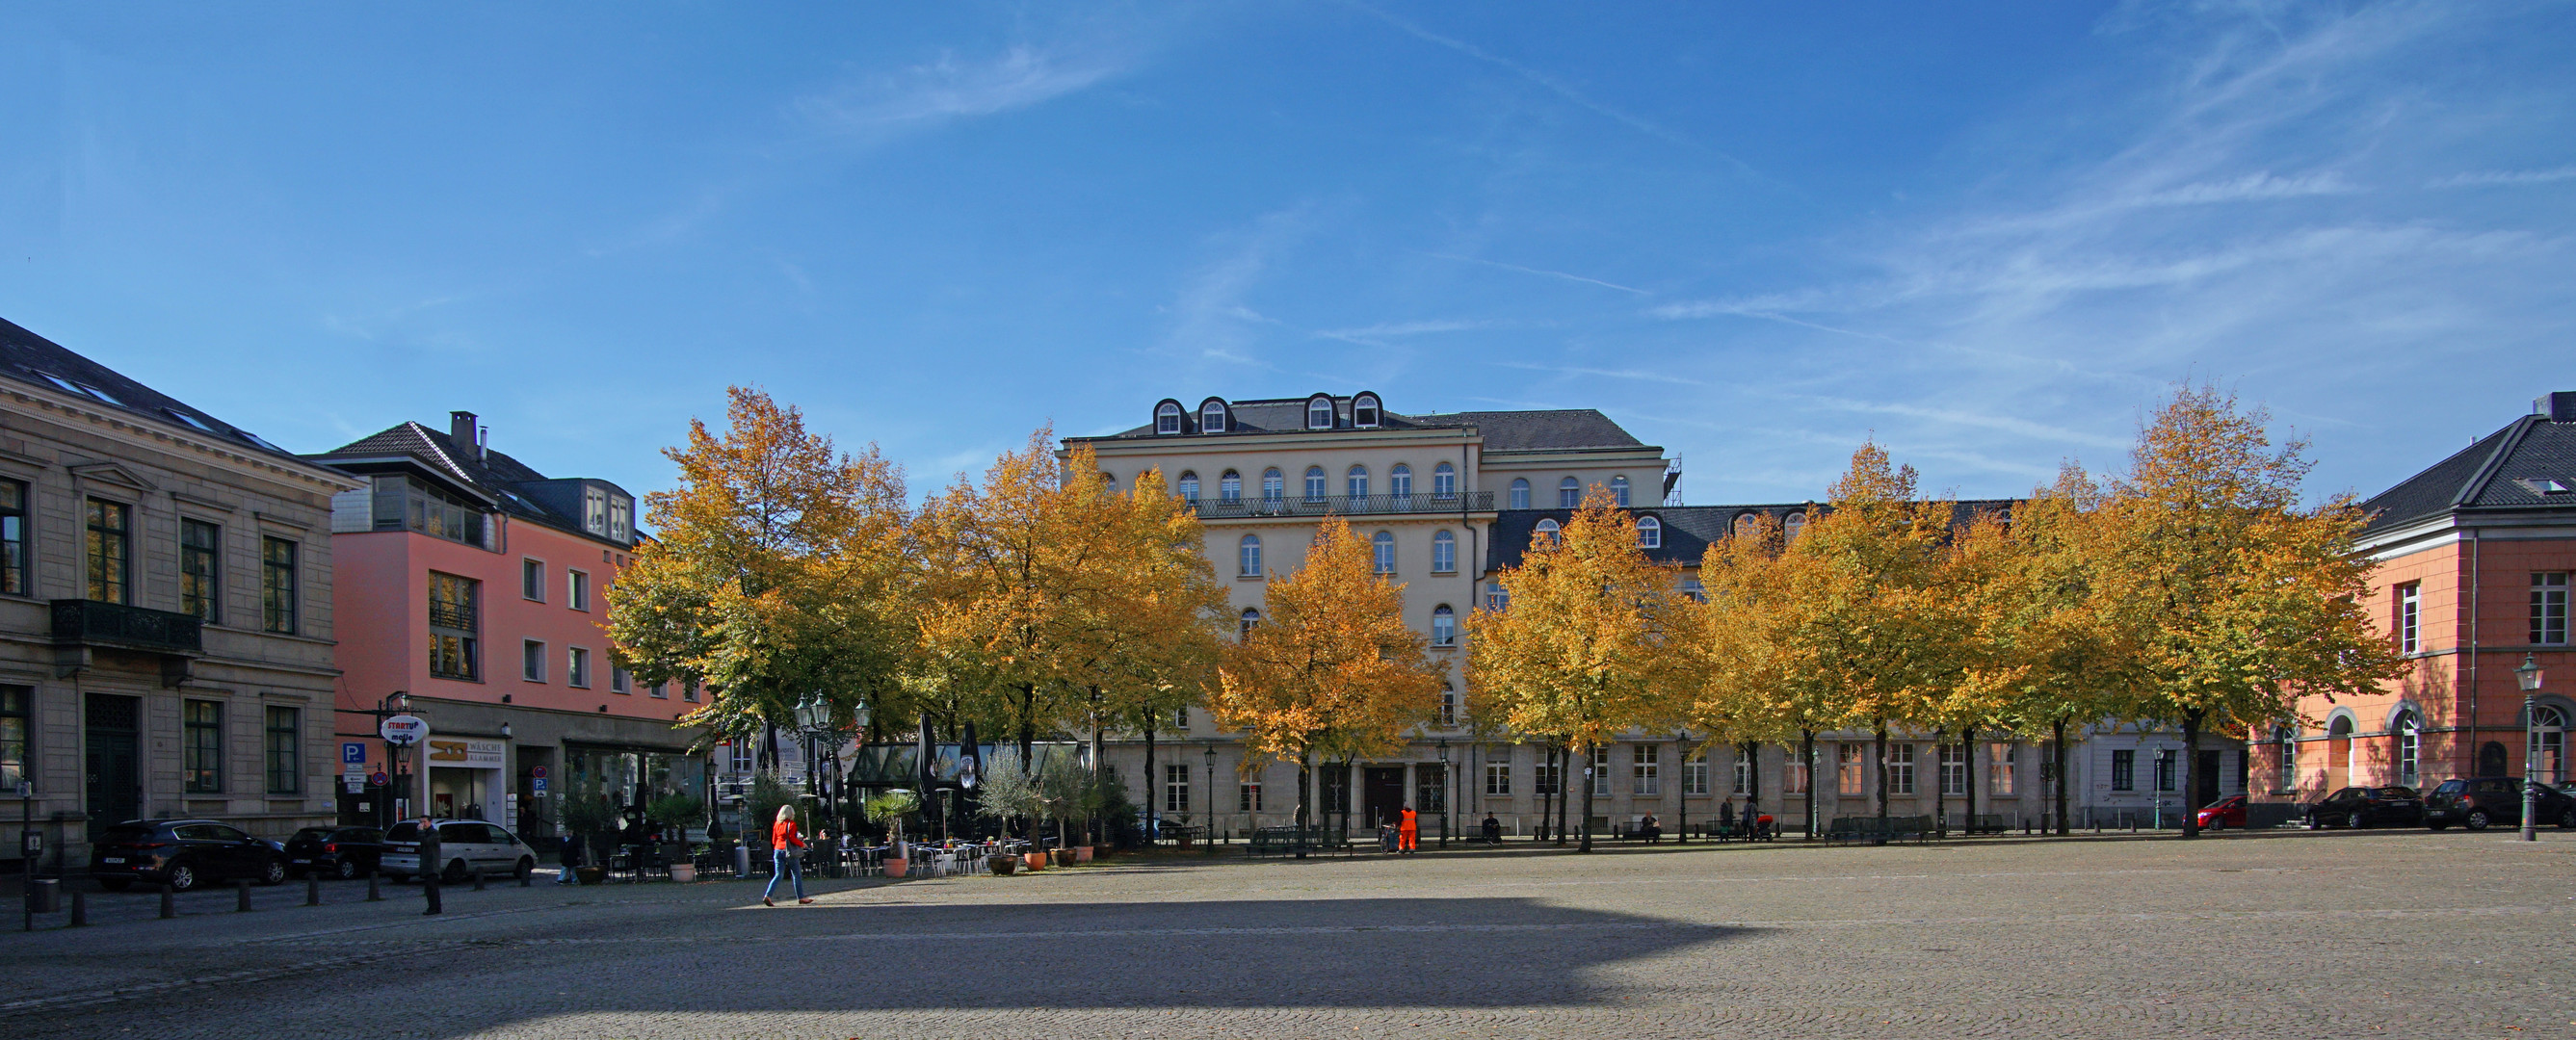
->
[84, 693, 141, 840]
[1362, 767, 1406, 827]
[2195, 750, 2222, 807]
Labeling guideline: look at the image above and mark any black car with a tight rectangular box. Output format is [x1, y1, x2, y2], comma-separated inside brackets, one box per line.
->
[89, 819, 288, 892]
[283, 826, 384, 879]
[2301, 786, 2425, 829]
[2424, 777, 2576, 830]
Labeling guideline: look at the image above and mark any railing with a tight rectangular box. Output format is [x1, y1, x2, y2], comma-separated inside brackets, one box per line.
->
[50, 599, 204, 655]
[428, 601, 478, 632]
[1193, 491, 1493, 519]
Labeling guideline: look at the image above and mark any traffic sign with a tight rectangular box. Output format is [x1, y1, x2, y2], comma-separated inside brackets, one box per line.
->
[369, 771, 390, 787]
[531, 766, 548, 780]
[380, 715, 429, 746]
[341, 741, 367, 765]
[532, 777, 550, 796]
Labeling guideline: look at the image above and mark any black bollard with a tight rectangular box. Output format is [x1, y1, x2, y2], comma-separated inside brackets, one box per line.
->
[519, 869, 531, 888]
[307, 875, 322, 906]
[236, 879, 252, 913]
[471, 869, 485, 892]
[68, 892, 87, 927]
[159, 884, 175, 919]
[365, 871, 382, 902]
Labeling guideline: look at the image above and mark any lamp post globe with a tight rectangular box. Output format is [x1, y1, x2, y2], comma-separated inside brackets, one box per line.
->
[2518, 654, 2543, 842]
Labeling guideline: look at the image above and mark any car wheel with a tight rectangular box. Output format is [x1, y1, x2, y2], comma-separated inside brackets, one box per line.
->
[98, 878, 131, 892]
[167, 862, 197, 892]
[2559, 806, 2576, 830]
[2207, 819, 2223, 833]
[259, 859, 288, 886]
[2348, 811, 2367, 830]
[441, 859, 469, 884]
[335, 857, 360, 880]
[2465, 809, 2491, 831]
[513, 856, 535, 881]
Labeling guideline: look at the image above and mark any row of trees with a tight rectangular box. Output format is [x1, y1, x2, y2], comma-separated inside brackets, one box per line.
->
[1468, 384, 2404, 846]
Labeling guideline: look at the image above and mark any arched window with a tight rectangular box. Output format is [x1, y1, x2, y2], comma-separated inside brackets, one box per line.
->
[1389, 464, 1412, 501]
[1558, 477, 1581, 507]
[2274, 726, 2298, 793]
[1353, 393, 1380, 428]
[1432, 605, 1457, 647]
[1155, 402, 1183, 435]
[2393, 711, 2421, 786]
[1261, 468, 1284, 505]
[1176, 471, 1199, 505]
[1534, 518, 1561, 544]
[1783, 511, 1806, 543]
[1304, 466, 1327, 502]
[1239, 608, 1261, 637]
[1734, 511, 1762, 536]
[1637, 515, 1662, 549]
[1510, 479, 1531, 509]
[1372, 531, 1396, 575]
[2536, 705, 2567, 785]
[1348, 465, 1370, 499]
[2327, 715, 2353, 781]
[1307, 395, 1335, 429]
[1219, 470, 1242, 504]
[1200, 400, 1227, 433]
[1432, 530, 1456, 573]
[1610, 475, 1631, 507]
[1433, 462, 1457, 498]
[1238, 534, 1262, 577]
[1098, 473, 1117, 492]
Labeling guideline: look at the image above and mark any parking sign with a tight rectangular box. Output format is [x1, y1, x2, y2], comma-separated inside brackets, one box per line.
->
[342, 741, 366, 765]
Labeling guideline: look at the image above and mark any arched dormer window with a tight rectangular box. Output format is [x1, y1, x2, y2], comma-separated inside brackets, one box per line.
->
[1155, 401, 1184, 435]
[1372, 531, 1396, 575]
[1176, 472, 1199, 505]
[1783, 511, 1805, 543]
[1733, 511, 1762, 536]
[1348, 465, 1370, 499]
[1199, 398, 1229, 434]
[1432, 605, 1457, 647]
[1637, 515, 1662, 549]
[1433, 462, 1457, 498]
[1558, 477, 1581, 507]
[1353, 393, 1381, 428]
[1304, 466, 1327, 502]
[1239, 608, 1261, 637]
[1238, 534, 1263, 577]
[1432, 530, 1457, 573]
[1306, 394, 1336, 430]
[1219, 470, 1243, 504]
[1261, 468, 1284, 505]
[1534, 518, 1561, 544]
[1510, 479, 1530, 509]
[1389, 464, 1412, 500]
[1610, 475, 1631, 507]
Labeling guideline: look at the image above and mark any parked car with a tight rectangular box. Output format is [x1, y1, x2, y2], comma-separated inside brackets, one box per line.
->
[284, 826, 385, 879]
[2195, 794, 2249, 831]
[88, 819, 288, 892]
[2302, 786, 2424, 829]
[380, 819, 538, 883]
[2424, 777, 2576, 830]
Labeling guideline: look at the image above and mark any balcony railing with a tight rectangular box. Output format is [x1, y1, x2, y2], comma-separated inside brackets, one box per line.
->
[51, 599, 204, 656]
[1192, 491, 1493, 520]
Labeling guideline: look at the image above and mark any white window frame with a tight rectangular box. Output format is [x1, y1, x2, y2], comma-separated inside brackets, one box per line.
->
[1784, 511, 1805, 542]
[1485, 762, 1511, 796]
[1262, 468, 1283, 505]
[1633, 743, 1660, 796]
[1304, 467, 1327, 502]
[1200, 402, 1226, 433]
[1510, 479, 1530, 509]
[1887, 743, 1915, 795]
[522, 559, 546, 602]
[1437, 686, 1458, 727]
[1308, 398, 1334, 429]
[522, 639, 547, 683]
[1987, 742, 2015, 795]
[1372, 531, 1396, 575]
[2397, 583, 2420, 654]
[1239, 534, 1262, 578]
[1611, 475, 1630, 507]
[1165, 763, 1191, 813]
[1590, 745, 1611, 796]
[1156, 402, 1183, 435]
[1432, 531, 1457, 573]
[1534, 518, 1560, 543]
[1353, 394, 1380, 428]
[1389, 465, 1412, 499]
[1177, 472, 1199, 505]
[1348, 466, 1370, 500]
[1240, 781, 1263, 812]
[1432, 606, 1456, 647]
[567, 646, 591, 689]
[1220, 471, 1242, 504]
[1559, 477, 1581, 507]
[1433, 462, 1456, 498]
[1684, 750, 1709, 796]
[568, 569, 590, 611]
[1638, 515, 1661, 549]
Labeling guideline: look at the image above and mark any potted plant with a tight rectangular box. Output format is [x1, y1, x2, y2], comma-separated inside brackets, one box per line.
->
[1038, 752, 1094, 866]
[560, 789, 618, 885]
[863, 789, 921, 878]
[978, 749, 1047, 872]
[646, 793, 706, 882]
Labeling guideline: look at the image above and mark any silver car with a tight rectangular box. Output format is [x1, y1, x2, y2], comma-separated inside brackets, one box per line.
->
[379, 819, 538, 883]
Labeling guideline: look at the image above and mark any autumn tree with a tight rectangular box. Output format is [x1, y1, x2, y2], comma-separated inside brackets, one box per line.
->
[1210, 518, 1442, 839]
[1677, 513, 1816, 830]
[1467, 491, 1684, 852]
[608, 387, 912, 761]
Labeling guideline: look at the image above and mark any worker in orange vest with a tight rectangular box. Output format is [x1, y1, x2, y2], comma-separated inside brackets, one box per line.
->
[1398, 804, 1419, 854]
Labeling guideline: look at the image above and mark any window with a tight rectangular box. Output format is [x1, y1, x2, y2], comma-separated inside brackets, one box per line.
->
[2536, 573, 2569, 644]
[1170, 706, 1189, 730]
[523, 640, 547, 682]
[1887, 743, 1915, 795]
[370, 476, 486, 547]
[1438, 685, 1459, 726]
[612, 666, 632, 694]
[1177, 472, 1199, 505]
[1734, 511, 1763, 537]
[1240, 608, 1261, 637]
[1633, 743, 1660, 796]
[1987, 742, 2015, 795]
[583, 486, 610, 537]
[1432, 531, 1457, 573]
[1783, 511, 1805, 543]
[2152, 748, 2176, 793]
[1534, 759, 1560, 796]
[261, 537, 299, 634]
[1200, 401, 1226, 433]
[1373, 531, 1396, 575]
[1433, 462, 1456, 498]
[1304, 467, 1327, 502]
[1510, 479, 1530, 509]
[1836, 743, 1866, 795]
[2394, 713, 2420, 785]
[1732, 750, 1751, 794]
[1239, 535, 1262, 578]
[184, 700, 222, 793]
[1684, 750, 1710, 795]
[683, 679, 699, 703]
[86, 499, 131, 604]
[1308, 397, 1334, 429]
[1485, 586, 1510, 612]
[1348, 466, 1370, 499]
[568, 570, 591, 611]
[1680, 579, 1705, 603]
[1784, 754, 1810, 795]
[727, 741, 752, 775]
[1219, 471, 1242, 504]
[1637, 516, 1661, 549]
[0, 481, 23, 595]
[1590, 745, 1611, 796]
[1261, 468, 1283, 505]
[1534, 518, 1560, 543]
[1432, 606, 1457, 647]
[1417, 763, 1447, 813]
[1164, 763, 1191, 813]
[1389, 465, 1412, 499]
[1240, 781, 1263, 812]
[1610, 476, 1630, 507]
[264, 706, 300, 794]
[1559, 478, 1581, 508]
[180, 519, 221, 621]
[2112, 749, 2136, 791]
[648, 681, 668, 699]
[608, 495, 633, 543]
[523, 559, 546, 601]
[427, 572, 480, 681]
[0, 686, 28, 792]
[1485, 762, 1511, 796]
[2274, 728, 2298, 793]
[2397, 583, 2421, 654]
[1156, 402, 1183, 435]
[1353, 394, 1380, 428]
[2536, 706, 2567, 785]
[567, 647, 591, 689]
[1939, 743, 1968, 796]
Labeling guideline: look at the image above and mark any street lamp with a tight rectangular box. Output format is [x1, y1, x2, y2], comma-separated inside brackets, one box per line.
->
[2518, 654, 2544, 843]
[1204, 743, 1219, 851]
[1437, 738, 1451, 849]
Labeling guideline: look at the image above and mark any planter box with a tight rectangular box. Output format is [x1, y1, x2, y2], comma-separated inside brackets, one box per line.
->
[574, 866, 606, 885]
[1073, 845, 1093, 864]
[883, 858, 907, 878]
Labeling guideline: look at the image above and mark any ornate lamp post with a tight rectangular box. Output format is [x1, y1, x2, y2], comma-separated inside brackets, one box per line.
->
[1204, 743, 1219, 851]
[2518, 654, 2543, 843]
[1437, 738, 1451, 849]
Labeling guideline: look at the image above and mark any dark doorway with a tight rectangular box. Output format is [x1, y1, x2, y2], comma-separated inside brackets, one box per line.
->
[1362, 767, 1406, 827]
[2478, 741, 2508, 777]
[84, 693, 141, 840]
[2195, 750, 2222, 807]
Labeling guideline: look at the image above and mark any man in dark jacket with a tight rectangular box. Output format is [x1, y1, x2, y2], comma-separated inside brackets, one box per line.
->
[556, 831, 584, 886]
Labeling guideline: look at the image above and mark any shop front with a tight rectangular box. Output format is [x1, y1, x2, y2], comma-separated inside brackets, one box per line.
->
[426, 737, 509, 825]
[562, 743, 708, 841]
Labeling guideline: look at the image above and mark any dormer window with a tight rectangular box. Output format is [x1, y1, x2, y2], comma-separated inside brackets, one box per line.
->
[1353, 393, 1381, 428]
[608, 495, 633, 543]
[584, 486, 610, 535]
[1307, 395, 1336, 430]
[1637, 515, 1662, 549]
[1199, 399, 1228, 433]
[1156, 402, 1184, 435]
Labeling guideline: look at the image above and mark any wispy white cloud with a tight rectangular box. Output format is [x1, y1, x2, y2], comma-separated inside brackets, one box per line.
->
[1160, 206, 1313, 368]
[2427, 165, 2576, 189]
[2128, 170, 2362, 207]
[1497, 361, 1704, 386]
[795, 46, 1123, 134]
[1426, 252, 1650, 295]
[1311, 318, 1500, 346]
[1788, 395, 2132, 451]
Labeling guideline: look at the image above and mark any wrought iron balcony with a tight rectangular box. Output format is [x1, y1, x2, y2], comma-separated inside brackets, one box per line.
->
[50, 599, 204, 656]
[1192, 491, 1493, 520]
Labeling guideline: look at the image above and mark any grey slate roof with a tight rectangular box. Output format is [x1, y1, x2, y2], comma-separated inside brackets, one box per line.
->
[1485, 500, 2016, 571]
[1079, 396, 1648, 453]
[305, 422, 634, 541]
[2359, 399, 2576, 538]
[0, 316, 301, 460]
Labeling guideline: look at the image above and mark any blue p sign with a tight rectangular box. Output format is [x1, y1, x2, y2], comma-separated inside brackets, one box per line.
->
[342, 742, 367, 765]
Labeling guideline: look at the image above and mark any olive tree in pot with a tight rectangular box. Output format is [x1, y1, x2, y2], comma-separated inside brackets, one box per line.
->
[1038, 751, 1097, 863]
[560, 790, 618, 885]
[646, 794, 706, 881]
[978, 748, 1046, 870]
[862, 789, 921, 876]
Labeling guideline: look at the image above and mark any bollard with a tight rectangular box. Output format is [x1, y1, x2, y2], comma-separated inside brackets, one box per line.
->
[236, 879, 252, 913]
[160, 884, 175, 919]
[68, 891, 86, 927]
[307, 875, 322, 906]
[519, 870, 531, 888]
[471, 869, 485, 892]
[365, 871, 382, 902]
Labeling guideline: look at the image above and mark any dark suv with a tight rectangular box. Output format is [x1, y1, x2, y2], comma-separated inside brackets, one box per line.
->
[284, 826, 385, 879]
[2424, 777, 2576, 830]
[89, 819, 288, 892]
[2301, 786, 2424, 829]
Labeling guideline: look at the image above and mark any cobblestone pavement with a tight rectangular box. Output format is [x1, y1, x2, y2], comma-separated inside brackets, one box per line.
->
[5, 829, 2573, 1038]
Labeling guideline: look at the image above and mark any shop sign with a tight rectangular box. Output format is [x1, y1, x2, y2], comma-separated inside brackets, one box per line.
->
[426, 739, 506, 767]
[380, 715, 431, 746]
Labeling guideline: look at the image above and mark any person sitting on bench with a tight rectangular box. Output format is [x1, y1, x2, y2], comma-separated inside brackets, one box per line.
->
[1638, 813, 1663, 844]
[1480, 813, 1503, 845]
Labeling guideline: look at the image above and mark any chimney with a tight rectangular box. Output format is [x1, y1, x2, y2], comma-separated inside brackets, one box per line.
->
[449, 410, 482, 462]
[2537, 392, 2576, 423]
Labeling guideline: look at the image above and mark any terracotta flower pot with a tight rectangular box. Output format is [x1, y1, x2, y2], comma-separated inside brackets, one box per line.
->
[1074, 845, 1093, 864]
[987, 854, 1017, 875]
[670, 863, 697, 883]
[883, 858, 907, 878]
[1023, 851, 1046, 871]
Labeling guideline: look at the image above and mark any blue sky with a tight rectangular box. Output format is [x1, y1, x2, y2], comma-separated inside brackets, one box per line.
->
[3, 2, 2570, 507]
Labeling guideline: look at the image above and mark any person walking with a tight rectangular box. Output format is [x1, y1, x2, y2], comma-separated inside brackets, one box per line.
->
[1397, 804, 1419, 854]
[763, 805, 812, 906]
[555, 830, 584, 886]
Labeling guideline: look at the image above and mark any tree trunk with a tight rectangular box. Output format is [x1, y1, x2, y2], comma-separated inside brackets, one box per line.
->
[1801, 730, 1817, 842]
[1090, 722, 1106, 845]
[1743, 741, 1760, 820]
[1537, 744, 1554, 843]
[2054, 715, 2071, 836]
[1932, 729, 1946, 839]
[2180, 710, 2204, 839]
[1874, 722, 1890, 824]
[1673, 734, 1688, 845]
[1579, 741, 1598, 853]
[1962, 725, 1978, 836]
[1017, 684, 1038, 771]
[1143, 723, 1158, 846]
[1556, 741, 1572, 846]
[1295, 749, 1312, 859]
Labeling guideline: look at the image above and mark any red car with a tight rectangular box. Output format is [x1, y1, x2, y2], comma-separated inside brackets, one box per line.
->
[2195, 795, 2248, 831]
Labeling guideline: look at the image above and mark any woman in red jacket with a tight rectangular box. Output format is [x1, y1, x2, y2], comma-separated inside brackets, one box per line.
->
[764, 805, 813, 906]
